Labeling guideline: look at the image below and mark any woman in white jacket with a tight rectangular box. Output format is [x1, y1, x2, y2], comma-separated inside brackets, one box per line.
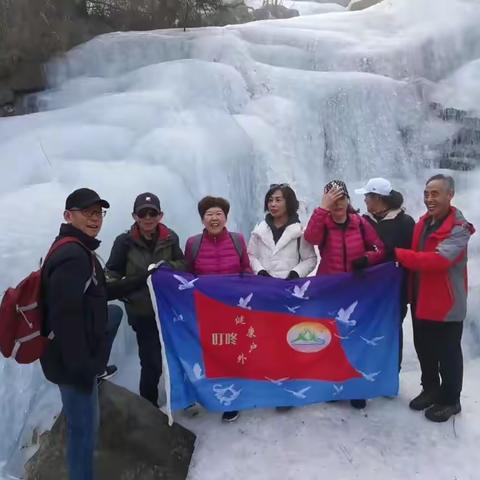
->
[248, 184, 317, 280]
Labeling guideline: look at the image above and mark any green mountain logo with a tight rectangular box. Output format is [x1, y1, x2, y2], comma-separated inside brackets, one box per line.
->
[292, 329, 325, 345]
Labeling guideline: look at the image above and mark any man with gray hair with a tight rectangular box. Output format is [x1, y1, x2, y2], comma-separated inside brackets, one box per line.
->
[395, 174, 475, 422]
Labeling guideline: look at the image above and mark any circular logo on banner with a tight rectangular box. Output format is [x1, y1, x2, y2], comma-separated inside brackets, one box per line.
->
[287, 322, 332, 353]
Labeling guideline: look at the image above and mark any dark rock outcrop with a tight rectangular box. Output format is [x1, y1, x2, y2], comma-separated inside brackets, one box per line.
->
[25, 381, 196, 480]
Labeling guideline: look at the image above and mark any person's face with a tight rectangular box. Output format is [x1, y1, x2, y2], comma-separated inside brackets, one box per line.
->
[202, 207, 227, 235]
[64, 203, 105, 237]
[364, 193, 384, 215]
[424, 179, 453, 220]
[332, 194, 349, 216]
[267, 189, 288, 219]
[133, 208, 163, 236]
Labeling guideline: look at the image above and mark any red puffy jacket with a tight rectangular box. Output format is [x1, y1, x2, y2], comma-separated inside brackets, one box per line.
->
[304, 208, 385, 275]
[185, 228, 252, 275]
[395, 207, 474, 322]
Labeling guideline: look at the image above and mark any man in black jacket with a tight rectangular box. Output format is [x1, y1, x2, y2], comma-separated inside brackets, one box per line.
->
[106, 192, 185, 407]
[41, 188, 114, 480]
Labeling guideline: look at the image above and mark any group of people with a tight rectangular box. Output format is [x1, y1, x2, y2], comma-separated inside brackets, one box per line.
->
[39, 173, 474, 480]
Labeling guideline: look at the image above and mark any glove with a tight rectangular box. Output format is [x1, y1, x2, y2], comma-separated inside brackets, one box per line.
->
[257, 270, 271, 277]
[351, 256, 369, 271]
[286, 270, 299, 280]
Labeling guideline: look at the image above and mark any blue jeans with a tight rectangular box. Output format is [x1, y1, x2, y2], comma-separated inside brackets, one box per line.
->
[59, 382, 99, 480]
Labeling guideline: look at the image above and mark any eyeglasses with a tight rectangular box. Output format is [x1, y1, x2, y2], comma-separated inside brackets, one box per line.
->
[136, 209, 160, 219]
[70, 208, 107, 219]
[269, 183, 290, 189]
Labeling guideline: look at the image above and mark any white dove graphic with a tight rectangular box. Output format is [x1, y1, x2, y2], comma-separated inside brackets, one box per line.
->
[333, 384, 344, 395]
[360, 336, 385, 346]
[358, 370, 381, 382]
[284, 386, 311, 399]
[192, 363, 205, 381]
[292, 280, 311, 300]
[335, 301, 358, 327]
[285, 305, 300, 314]
[265, 376, 290, 386]
[179, 359, 205, 383]
[173, 274, 198, 291]
[238, 293, 253, 309]
[172, 309, 185, 323]
[334, 329, 356, 340]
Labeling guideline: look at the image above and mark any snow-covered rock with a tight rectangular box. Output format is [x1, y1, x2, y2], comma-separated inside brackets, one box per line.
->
[348, 0, 383, 10]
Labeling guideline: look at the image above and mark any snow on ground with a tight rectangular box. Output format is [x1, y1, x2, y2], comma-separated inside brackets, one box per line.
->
[1, 0, 480, 478]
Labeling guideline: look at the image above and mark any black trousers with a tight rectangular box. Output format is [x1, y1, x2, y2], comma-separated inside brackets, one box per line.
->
[412, 318, 463, 405]
[130, 314, 163, 407]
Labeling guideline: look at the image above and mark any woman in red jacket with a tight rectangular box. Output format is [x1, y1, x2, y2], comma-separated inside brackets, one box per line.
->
[185, 195, 252, 422]
[304, 180, 385, 409]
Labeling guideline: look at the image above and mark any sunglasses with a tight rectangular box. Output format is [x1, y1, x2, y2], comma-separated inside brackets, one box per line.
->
[137, 209, 160, 219]
[269, 183, 290, 189]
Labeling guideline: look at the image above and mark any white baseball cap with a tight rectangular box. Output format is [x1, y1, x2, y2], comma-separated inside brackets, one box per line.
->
[355, 178, 393, 196]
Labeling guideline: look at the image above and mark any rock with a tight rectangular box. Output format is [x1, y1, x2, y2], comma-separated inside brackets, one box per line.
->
[211, 2, 255, 26]
[25, 382, 196, 480]
[348, 0, 383, 11]
[0, 85, 14, 105]
[253, 5, 300, 21]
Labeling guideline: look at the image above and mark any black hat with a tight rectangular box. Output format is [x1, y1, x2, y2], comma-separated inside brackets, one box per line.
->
[133, 192, 161, 214]
[324, 180, 350, 198]
[65, 188, 110, 210]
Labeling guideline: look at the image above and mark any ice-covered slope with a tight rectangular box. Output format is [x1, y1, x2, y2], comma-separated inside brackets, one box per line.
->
[1, 0, 480, 478]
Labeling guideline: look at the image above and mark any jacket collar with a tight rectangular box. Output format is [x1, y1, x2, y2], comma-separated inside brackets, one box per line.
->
[58, 223, 101, 251]
[366, 208, 403, 223]
[130, 223, 170, 242]
[203, 227, 229, 242]
[252, 220, 303, 252]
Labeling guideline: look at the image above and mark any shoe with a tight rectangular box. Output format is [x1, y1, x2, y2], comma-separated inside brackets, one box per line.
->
[276, 406, 293, 413]
[425, 402, 461, 423]
[97, 365, 118, 382]
[222, 410, 240, 423]
[409, 390, 438, 411]
[350, 399, 366, 409]
[184, 404, 201, 418]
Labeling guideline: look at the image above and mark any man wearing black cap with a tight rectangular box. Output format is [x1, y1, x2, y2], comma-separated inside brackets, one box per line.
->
[106, 192, 185, 407]
[40, 188, 114, 480]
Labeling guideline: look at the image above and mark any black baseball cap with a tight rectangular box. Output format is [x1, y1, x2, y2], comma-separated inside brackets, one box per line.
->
[133, 192, 161, 214]
[65, 188, 110, 210]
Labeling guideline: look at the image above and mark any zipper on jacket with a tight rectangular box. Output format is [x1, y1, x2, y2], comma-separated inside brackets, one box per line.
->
[342, 230, 347, 272]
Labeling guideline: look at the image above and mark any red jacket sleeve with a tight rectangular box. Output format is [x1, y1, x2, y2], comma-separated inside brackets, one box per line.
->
[395, 222, 472, 272]
[184, 237, 195, 273]
[362, 218, 385, 266]
[304, 208, 329, 246]
[239, 235, 253, 273]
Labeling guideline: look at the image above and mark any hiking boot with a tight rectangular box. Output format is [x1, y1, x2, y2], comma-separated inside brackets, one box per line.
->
[97, 365, 118, 382]
[276, 406, 293, 413]
[350, 399, 366, 409]
[222, 410, 240, 423]
[425, 402, 461, 423]
[409, 390, 438, 411]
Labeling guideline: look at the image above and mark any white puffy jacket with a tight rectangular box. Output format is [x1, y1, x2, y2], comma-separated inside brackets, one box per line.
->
[248, 220, 317, 279]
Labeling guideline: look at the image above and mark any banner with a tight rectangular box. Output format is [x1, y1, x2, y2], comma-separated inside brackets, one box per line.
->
[149, 262, 402, 422]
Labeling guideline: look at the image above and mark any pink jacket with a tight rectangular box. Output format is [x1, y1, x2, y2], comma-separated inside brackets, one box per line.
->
[304, 208, 385, 275]
[185, 228, 252, 275]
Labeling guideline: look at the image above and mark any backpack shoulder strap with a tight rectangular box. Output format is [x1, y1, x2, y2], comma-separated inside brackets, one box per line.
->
[43, 237, 96, 291]
[190, 233, 204, 262]
[297, 236, 301, 262]
[320, 224, 328, 251]
[229, 232, 245, 259]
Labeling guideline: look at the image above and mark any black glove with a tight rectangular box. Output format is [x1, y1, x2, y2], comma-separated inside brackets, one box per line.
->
[286, 270, 299, 280]
[257, 270, 271, 277]
[352, 256, 369, 271]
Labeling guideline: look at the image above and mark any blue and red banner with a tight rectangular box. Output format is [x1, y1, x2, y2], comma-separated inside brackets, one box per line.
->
[149, 262, 402, 421]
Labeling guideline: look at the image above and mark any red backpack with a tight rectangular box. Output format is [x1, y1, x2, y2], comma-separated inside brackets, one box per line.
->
[0, 237, 94, 364]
